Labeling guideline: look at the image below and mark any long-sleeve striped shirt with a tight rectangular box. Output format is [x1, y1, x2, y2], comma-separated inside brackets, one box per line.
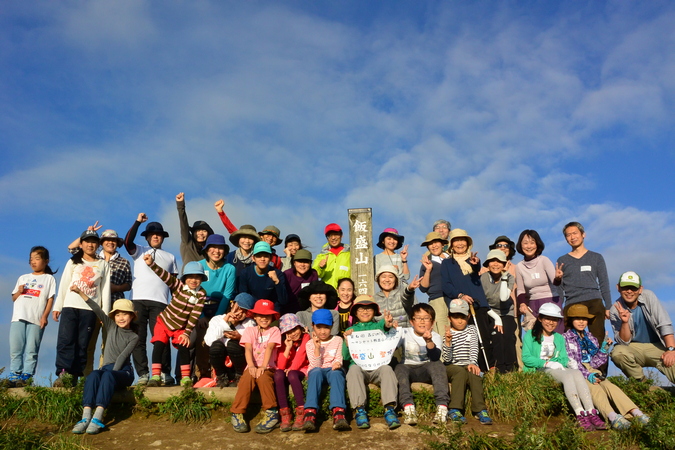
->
[441, 324, 479, 366]
[151, 262, 205, 337]
[306, 335, 343, 370]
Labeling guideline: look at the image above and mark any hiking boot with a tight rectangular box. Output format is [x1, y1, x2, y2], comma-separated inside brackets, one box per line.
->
[611, 415, 631, 430]
[179, 376, 193, 388]
[576, 411, 595, 432]
[72, 419, 90, 434]
[302, 408, 317, 432]
[136, 373, 149, 386]
[86, 418, 105, 435]
[147, 375, 162, 387]
[254, 408, 280, 434]
[292, 406, 305, 431]
[215, 374, 230, 389]
[474, 409, 493, 425]
[161, 373, 175, 386]
[229, 374, 241, 388]
[432, 405, 448, 425]
[383, 405, 401, 429]
[231, 412, 249, 433]
[332, 407, 350, 431]
[8, 372, 22, 388]
[403, 404, 418, 425]
[354, 406, 370, 429]
[634, 414, 650, 426]
[279, 407, 293, 432]
[448, 408, 467, 423]
[587, 409, 606, 430]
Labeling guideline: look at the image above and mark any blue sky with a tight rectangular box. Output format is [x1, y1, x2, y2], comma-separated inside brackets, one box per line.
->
[1, 1, 674, 384]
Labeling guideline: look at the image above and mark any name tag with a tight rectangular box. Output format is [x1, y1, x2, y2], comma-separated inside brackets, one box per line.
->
[530, 273, 541, 279]
[328, 349, 337, 356]
[301, 282, 310, 289]
[580, 266, 592, 272]
[340, 266, 349, 272]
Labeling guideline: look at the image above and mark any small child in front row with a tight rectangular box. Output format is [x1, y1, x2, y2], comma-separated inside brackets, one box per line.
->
[230, 299, 282, 434]
[441, 299, 493, 425]
[143, 254, 206, 387]
[395, 303, 450, 425]
[302, 309, 349, 432]
[276, 313, 310, 431]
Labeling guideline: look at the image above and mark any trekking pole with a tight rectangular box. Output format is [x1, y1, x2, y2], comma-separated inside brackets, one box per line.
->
[469, 303, 490, 372]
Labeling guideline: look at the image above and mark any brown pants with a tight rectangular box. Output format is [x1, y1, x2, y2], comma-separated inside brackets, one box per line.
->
[230, 369, 277, 413]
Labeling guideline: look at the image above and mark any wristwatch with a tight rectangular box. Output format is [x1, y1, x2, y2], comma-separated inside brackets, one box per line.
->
[667, 346, 675, 352]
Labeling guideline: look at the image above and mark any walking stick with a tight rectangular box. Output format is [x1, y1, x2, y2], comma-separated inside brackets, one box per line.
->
[469, 303, 490, 372]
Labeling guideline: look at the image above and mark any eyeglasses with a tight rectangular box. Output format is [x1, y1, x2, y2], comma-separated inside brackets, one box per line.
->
[495, 244, 509, 248]
[434, 225, 449, 230]
[413, 316, 432, 322]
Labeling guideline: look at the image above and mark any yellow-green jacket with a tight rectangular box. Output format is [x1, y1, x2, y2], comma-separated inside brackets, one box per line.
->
[312, 243, 351, 288]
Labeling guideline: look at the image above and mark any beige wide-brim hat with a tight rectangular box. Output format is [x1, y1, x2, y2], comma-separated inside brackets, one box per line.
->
[108, 299, 137, 320]
[449, 228, 473, 249]
[421, 231, 449, 247]
[229, 224, 261, 247]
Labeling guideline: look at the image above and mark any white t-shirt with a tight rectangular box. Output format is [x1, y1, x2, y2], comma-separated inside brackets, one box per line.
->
[12, 273, 57, 325]
[540, 334, 556, 361]
[129, 245, 178, 304]
[204, 316, 255, 346]
[54, 259, 111, 314]
[399, 327, 442, 365]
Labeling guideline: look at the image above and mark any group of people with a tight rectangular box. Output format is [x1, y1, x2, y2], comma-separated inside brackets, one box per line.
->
[7, 193, 674, 435]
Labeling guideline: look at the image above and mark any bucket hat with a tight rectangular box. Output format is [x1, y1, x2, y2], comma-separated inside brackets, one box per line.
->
[377, 228, 404, 250]
[449, 228, 473, 249]
[259, 225, 282, 246]
[538, 302, 563, 319]
[203, 234, 230, 255]
[233, 292, 256, 311]
[279, 313, 303, 334]
[298, 280, 338, 310]
[420, 232, 448, 247]
[108, 299, 136, 320]
[292, 249, 313, 262]
[141, 222, 169, 238]
[247, 299, 280, 320]
[350, 295, 381, 317]
[100, 229, 124, 247]
[483, 249, 507, 267]
[181, 261, 207, 282]
[229, 224, 261, 247]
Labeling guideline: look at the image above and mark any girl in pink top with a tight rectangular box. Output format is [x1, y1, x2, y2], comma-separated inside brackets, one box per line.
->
[275, 313, 310, 432]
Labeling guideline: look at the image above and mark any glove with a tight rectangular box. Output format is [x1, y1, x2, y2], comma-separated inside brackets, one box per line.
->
[588, 373, 597, 384]
[600, 340, 611, 353]
[545, 361, 564, 370]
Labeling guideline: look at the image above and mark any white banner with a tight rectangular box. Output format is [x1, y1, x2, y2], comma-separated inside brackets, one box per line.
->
[346, 327, 402, 370]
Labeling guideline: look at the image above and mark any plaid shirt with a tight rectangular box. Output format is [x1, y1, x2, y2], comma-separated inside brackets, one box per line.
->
[562, 329, 608, 379]
[102, 252, 132, 301]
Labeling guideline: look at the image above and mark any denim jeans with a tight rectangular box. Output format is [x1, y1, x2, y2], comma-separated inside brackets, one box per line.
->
[305, 367, 346, 410]
[9, 320, 44, 375]
[82, 364, 135, 409]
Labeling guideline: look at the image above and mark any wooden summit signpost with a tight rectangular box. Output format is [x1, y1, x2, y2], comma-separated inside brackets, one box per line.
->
[348, 208, 374, 296]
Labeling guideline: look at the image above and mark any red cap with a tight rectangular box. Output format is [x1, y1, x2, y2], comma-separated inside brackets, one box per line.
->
[324, 223, 342, 235]
[247, 299, 280, 320]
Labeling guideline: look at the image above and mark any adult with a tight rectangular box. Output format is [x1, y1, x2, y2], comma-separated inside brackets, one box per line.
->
[312, 223, 351, 289]
[609, 271, 675, 384]
[176, 192, 214, 267]
[515, 230, 564, 333]
[432, 220, 451, 253]
[373, 265, 419, 329]
[124, 214, 178, 385]
[236, 241, 287, 313]
[374, 228, 409, 282]
[555, 222, 611, 345]
[283, 249, 319, 314]
[226, 225, 260, 276]
[258, 225, 283, 270]
[418, 232, 450, 334]
[296, 280, 340, 335]
[280, 234, 303, 272]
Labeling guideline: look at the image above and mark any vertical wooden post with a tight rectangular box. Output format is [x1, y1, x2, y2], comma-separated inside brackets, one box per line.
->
[348, 208, 374, 296]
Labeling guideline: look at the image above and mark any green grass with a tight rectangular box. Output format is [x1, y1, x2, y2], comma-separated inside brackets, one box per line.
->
[0, 426, 96, 450]
[157, 386, 214, 423]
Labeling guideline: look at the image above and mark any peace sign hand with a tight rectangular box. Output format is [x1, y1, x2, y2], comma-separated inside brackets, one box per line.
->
[421, 254, 433, 271]
[400, 245, 409, 260]
[555, 262, 564, 279]
[614, 301, 631, 324]
[469, 252, 479, 265]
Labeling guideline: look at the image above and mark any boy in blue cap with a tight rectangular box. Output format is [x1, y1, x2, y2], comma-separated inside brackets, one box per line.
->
[236, 241, 288, 312]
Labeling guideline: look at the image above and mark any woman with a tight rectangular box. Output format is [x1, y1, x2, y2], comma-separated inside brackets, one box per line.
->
[296, 280, 339, 335]
[280, 234, 303, 272]
[283, 249, 319, 314]
[226, 225, 260, 276]
[418, 231, 450, 334]
[374, 228, 409, 282]
[515, 230, 563, 333]
[373, 265, 420, 328]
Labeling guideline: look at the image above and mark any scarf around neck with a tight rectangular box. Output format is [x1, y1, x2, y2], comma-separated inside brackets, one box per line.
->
[452, 251, 473, 275]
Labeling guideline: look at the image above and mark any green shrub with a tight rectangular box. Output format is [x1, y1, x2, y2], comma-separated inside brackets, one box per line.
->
[0, 426, 95, 450]
[157, 386, 212, 423]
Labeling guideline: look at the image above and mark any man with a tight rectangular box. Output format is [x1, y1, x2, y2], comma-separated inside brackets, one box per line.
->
[610, 271, 675, 384]
[554, 221, 611, 345]
[312, 223, 351, 289]
[432, 220, 451, 253]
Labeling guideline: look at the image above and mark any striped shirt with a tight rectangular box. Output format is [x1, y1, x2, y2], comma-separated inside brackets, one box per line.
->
[306, 335, 343, 370]
[441, 324, 479, 366]
[151, 262, 205, 337]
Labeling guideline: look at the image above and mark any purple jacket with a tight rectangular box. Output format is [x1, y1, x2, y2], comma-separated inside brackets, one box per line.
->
[562, 328, 608, 380]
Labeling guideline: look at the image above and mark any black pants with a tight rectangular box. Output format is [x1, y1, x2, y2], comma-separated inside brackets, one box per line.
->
[56, 307, 97, 377]
[493, 315, 518, 373]
[209, 340, 246, 379]
[469, 306, 494, 372]
[132, 300, 171, 376]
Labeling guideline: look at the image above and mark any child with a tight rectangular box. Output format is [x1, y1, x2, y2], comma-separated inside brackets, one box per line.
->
[204, 292, 256, 387]
[336, 278, 356, 334]
[275, 313, 310, 431]
[144, 254, 206, 387]
[522, 302, 604, 431]
[302, 309, 349, 431]
[53, 230, 111, 387]
[9, 246, 57, 387]
[374, 228, 410, 282]
[69, 287, 139, 434]
[230, 299, 281, 434]
[441, 299, 493, 425]
[297, 280, 340, 335]
[396, 303, 450, 425]
[563, 304, 649, 430]
[236, 241, 287, 313]
[258, 225, 283, 270]
[342, 296, 400, 430]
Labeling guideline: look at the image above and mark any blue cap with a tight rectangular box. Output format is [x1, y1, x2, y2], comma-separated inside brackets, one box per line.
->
[233, 292, 256, 311]
[253, 241, 272, 255]
[204, 234, 230, 253]
[181, 261, 207, 282]
[312, 309, 333, 326]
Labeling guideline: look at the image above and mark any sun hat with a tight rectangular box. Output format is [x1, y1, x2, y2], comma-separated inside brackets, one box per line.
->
[140, 222, 169, 238]
[108, 299, 136, 320]
[483, 249, 507, 267]
[203, 234, 230, 254]
[298, 280, 338, 310]
[538, 302, 563, 319]
[80, 229, 100, 242]
[350, 295, 381, 317]
[228, 224, 261, 247]
[191, 220, 214, 236]
[284, 234, 302, 247]
[618, 271, 641, 288]
[312, 309, 333, 326]
[279, 313, 303, 334]
[100, 229, 124, 247]
[181, 261, 207, 282]
[375, 265, 398, 280]
[421, 232, 448, 247]
[448, 228, 473, 248]
[292, 249, 312, 262]
[259, 225, 282, 246]
[324, 223, 342, 235]
[377, 228, 404, 250]
[233, 292, 256, 311]
[449, 299, 469, 316]
[252, 241, 272, 256]
[489, 235, 515, 260]
[566, 303, 595, 326]
[247, 299, 280, 320]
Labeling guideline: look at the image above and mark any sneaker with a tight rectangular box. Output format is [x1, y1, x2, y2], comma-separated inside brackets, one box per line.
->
[302, 408, 317, 432]
[231, 412, 249, 433]
[161, 373, 175, 386]
[611, 415, 632, 430]
[147, 375, 162, 387]
[86, 418, 105, 435]
[215, 374, 230, 388]
[179, 376, 193, 388]
[383, 405, 401, 430]
[136, 373, 150, 386]
[72, 419, 90, 434]
[448, 408, 467, 423]
[8, 372, 22, 388]
[474, 410, 493, 425]
[254, 408, 280, 434]
[587, 409, 607, 430]
[332, 407, 350, 431]
[634, 414, 650, 426]
[576, 411, 595, 432]
[403, 404, 418, 425]
[292, 406, 305, 431]
[279, 407, 293, 432]
[433, 405, 448, 425]
[354, 406, 370, 429]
